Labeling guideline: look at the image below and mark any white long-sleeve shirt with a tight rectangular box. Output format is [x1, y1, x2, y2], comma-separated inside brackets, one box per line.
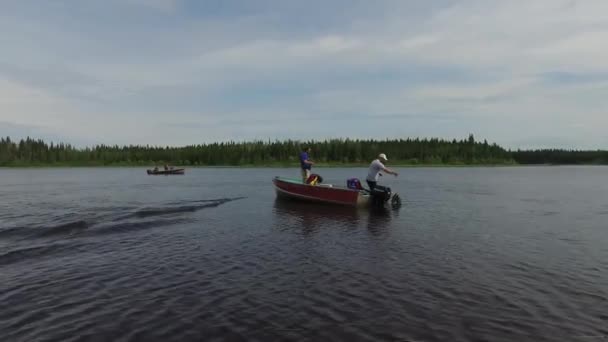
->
[366, 159, 385, 182]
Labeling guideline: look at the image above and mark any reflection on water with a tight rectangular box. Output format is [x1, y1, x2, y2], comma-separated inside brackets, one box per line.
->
[366, 206, 393, 237]
[272, 198, 394, 237]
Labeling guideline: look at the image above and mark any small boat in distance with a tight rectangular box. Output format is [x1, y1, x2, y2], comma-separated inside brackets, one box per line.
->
[147, 168, 185, 175]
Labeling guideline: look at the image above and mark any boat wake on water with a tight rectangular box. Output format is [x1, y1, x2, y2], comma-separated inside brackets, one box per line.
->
[0, 197, 246, 242]
[134, 197, 245, 218]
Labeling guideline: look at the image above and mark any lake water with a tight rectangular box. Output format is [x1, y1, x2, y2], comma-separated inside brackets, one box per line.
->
[1, 166, 607, 342]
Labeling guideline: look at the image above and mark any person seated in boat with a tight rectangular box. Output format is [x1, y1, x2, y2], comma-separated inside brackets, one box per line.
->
[306, 174, 323, 185]
[153, 166, 159, 172]
[164, 164, 169, 171]
[366, 153, 398, 190]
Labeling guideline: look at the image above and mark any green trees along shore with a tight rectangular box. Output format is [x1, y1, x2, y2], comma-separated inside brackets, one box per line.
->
[0, 135, 606, 167]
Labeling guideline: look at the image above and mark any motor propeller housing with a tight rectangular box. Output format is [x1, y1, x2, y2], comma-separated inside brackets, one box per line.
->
[391, 193, 402, 209]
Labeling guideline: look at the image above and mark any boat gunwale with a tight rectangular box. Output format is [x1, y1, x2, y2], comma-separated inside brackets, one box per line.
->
[273, 176, 370, 207]
[273, 176, 369, 195]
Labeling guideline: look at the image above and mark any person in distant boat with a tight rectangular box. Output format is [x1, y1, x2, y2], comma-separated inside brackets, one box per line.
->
[153, 166, 159, 172]
[299, 147, 314, 183]
[366, 153, 398, 190]
[164, 164, 169, 171]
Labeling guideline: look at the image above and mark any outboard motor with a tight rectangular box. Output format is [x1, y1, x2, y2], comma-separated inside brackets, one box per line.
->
[370, 185, 392, 207]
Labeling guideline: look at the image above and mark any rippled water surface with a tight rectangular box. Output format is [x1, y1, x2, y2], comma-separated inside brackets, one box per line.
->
[1, 166, 607, 342]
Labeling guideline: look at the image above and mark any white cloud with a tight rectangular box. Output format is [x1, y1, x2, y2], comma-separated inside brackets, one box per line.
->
[0, 78, 73, 125]
[124, 0, 180, 13]
[409, 78, 539, 102]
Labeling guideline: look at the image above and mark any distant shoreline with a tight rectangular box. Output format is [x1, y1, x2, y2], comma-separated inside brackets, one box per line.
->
[2, 163, 605, 169]
[3, 135, 607, 166]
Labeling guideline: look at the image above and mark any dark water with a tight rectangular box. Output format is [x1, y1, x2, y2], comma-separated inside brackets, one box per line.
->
[1, 166, 607, 342]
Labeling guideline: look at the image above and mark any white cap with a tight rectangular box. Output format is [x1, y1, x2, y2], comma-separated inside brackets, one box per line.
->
[378, 153, 388, 161]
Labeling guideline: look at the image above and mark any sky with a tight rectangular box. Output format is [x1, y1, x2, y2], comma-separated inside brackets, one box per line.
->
[1, 0, 607, 149]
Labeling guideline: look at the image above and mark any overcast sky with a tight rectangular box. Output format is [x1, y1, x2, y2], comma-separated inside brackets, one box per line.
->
[1, 0, 607, 148]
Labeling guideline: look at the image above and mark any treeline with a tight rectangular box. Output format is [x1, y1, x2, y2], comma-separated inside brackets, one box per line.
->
[0, 135, 514, 166]
[512, 149, 608, 165]
[0, 135, 605, 166]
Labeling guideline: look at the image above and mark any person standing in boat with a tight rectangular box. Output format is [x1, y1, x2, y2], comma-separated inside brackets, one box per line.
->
[366, 153, 398, 190]
[299, 146, 314, 183]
